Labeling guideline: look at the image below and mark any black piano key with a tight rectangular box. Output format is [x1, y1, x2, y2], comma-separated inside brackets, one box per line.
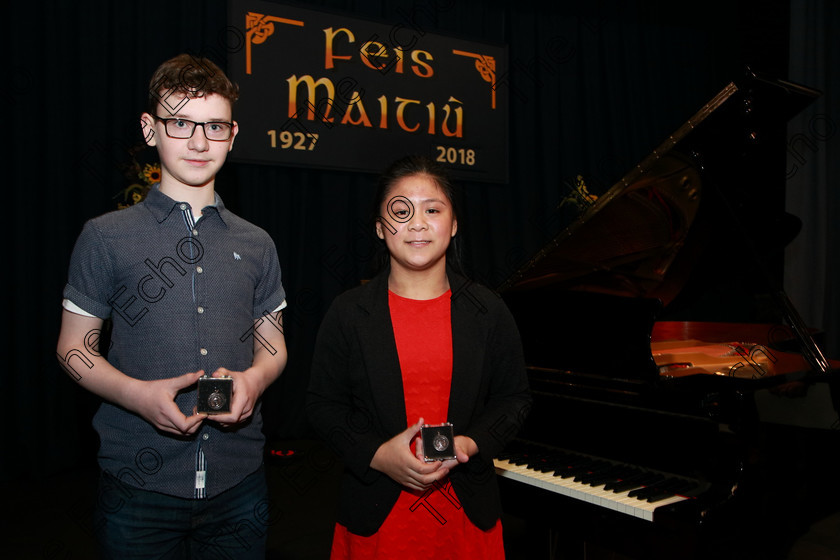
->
[627, 474, 666, 497]
[633, 486, 669, 500]
[583, 466, 629, 487]
[609, 472, 660, 493]
[558, 454, 591, 467]
[553, 456, 599, 478]
[557, 462, 598, 479]
[527, 457, 555, 472]
[645, 490, 678, 503]
[572, 460, 612, 482]
[553, 467, 576, 478]
[603, 469, 645, 491]
[512, 455, 531, 466]
[606, 464, 638, 478]
[577, 464, 623, 485]
[635, 483, 682, 501]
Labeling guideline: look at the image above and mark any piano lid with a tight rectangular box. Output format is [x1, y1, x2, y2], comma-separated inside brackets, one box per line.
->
[499, 70, 821, 302]
[500, 70, 823, 379]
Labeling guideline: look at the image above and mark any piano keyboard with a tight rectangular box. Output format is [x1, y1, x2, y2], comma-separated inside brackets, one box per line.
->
[495, 444, 706, 522]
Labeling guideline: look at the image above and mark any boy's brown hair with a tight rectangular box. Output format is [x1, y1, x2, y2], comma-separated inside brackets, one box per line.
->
[147, 54, 240, 116]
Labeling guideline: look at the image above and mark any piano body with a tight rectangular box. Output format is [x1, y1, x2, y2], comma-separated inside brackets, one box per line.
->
[496, 71, 836, 559]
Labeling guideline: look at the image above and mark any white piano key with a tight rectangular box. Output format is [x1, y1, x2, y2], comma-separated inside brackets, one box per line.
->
[494, 458, 691, 522]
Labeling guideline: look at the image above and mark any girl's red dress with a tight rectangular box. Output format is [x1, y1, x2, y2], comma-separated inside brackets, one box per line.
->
[329, 290, 505, 559]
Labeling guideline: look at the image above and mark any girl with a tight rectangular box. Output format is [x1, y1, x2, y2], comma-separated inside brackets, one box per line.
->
[307, 155, 531, 559]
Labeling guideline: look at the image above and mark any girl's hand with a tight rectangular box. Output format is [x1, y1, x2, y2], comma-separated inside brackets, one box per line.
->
[370, 418, 450, 491]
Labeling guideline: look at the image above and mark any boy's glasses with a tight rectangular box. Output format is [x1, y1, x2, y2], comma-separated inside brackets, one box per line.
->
[153, 116, 234, 141]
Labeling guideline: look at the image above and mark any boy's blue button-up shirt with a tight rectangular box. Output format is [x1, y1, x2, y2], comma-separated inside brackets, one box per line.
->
[64, 187, 286, 498]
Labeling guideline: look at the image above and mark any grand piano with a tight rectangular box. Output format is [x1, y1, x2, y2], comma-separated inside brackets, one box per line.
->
[495, 71, 836, 559]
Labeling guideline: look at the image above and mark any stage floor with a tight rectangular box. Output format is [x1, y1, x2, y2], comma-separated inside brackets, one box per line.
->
[5, 437, 840, 560]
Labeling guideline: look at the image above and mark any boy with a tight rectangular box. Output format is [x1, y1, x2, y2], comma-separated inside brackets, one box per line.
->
[56, 54, 287, 558]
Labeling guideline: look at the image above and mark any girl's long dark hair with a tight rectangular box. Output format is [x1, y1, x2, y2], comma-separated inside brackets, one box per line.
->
[369, 155, 465, 276]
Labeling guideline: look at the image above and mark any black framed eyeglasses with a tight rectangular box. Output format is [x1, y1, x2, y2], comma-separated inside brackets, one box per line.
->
[153, 116, 234, 141]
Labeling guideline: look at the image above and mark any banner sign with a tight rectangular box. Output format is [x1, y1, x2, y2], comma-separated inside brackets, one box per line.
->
[226, 0, 509, 182]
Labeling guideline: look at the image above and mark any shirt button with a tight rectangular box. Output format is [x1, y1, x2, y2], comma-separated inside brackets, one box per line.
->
[197, 306, 204, 314]
[200, 348, 208, 356]
[192, 229, 199, 236]
[196, 266, 204, 274]
[179, 203, 187, 210]
[202, 433, 209, 441]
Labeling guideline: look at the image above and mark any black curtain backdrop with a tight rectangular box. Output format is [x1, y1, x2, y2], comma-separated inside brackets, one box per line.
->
[786, 0, 840, 359]
[7, 0, 828, 485]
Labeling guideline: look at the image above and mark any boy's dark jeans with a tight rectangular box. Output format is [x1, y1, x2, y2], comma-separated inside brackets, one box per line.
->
[95, 467, 269, 559]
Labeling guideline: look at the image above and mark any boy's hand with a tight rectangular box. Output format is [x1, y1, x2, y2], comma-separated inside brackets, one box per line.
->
[205, 367, 263, 427]
[128, 371, 206, 436]
[204, 313, 287, 428]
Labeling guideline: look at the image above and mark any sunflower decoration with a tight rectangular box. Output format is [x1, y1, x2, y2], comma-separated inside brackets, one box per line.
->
[142, 163, 162, 185]
[115, 143, 162, 209]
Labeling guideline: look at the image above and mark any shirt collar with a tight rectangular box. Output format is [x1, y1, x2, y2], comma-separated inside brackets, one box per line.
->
[143, 185, 229, 227]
